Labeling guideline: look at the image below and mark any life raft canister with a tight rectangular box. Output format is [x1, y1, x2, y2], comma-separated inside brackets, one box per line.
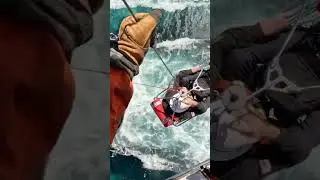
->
[150, 98, 180, 127]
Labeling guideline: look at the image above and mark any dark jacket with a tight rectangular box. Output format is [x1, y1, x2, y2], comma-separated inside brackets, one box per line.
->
[1, 0, 103, 57]
[163, 88, 209, 120]
[211, 22, 320, 179]
[173, 69, 210, 115]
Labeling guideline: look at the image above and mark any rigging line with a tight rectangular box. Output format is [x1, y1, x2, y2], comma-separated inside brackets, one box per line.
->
[116, 1, 177, 165]
[121, 0, 209, 124]
[121, 0, 138, 22]
[121, 0, 175, 79]
[72, 67, 171, 91]
[245, 0, 311, 101]
[133, 82, 168, 90]
[153, 49, 175, 78]
[72, 67, 178, 94]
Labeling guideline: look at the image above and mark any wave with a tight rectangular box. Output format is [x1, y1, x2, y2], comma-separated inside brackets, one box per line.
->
[156, 38, 208, 50]
[112, 37, 210, 172]
[110, 0, 209, 11]
[110, 6, 209, 41]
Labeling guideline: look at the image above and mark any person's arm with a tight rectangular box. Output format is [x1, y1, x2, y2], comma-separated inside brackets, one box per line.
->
[267, 111, 320, 165]
[244, 112, 320, 178]
[231, 104, 318, 166]
[211, 15, 290, 75]
[174, 69, 194, 87]
[181, 95, 209, 114]
[245, 110, 320, 168]
[194, 96, 210, 114]
[211, 23, 265, 73]
[110, 10, 162, 144]
[228, 109, 316, 176]
[174, 66, 201, 87]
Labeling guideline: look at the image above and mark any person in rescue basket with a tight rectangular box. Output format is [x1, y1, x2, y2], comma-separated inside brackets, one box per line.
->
[110, 9, 163, 144]
[211, 13, 320, 180]
[162, 66, 210, 120]
[0, 1, 103, 180]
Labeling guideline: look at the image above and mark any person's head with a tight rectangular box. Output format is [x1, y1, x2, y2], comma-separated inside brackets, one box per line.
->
[165, 87, 193, 113]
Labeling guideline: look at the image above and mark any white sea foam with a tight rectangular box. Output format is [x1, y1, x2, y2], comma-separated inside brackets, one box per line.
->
[156, 38, 205, 50]
[110, 0, 209, 11]
[112, 36, 210, 172]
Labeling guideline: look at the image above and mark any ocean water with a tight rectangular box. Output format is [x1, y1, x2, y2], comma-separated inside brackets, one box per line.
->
[110, 0, 210, 179]
[111, 0, 320, 180]
[212, 0, 320, 180]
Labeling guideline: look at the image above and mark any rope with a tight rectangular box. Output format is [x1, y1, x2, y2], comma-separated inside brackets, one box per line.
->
[121, 0, 138, 22]
[153, 49, 175, 78]
[121, 0, 175, 79]
[121, 0, 211, 101]
[72, 67, 173, 91]
[120, 0, 201, 121]
[245, 0, 311, 102]
[133, 82, 168, 89]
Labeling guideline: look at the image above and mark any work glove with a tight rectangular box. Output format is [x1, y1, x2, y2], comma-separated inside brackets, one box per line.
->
[118, 9, 163, 66]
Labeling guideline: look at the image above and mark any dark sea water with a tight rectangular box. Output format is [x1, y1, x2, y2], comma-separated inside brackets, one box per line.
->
[110, 6, 177, 180]
[110, 2, 210, 180]
[110, 152, 176, 180]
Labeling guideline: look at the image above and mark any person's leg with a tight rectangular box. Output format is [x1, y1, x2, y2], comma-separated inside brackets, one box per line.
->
[211, 110, 320, 180]
[180, 111, 195, 120]
[0, 17, 74, 180]
[222, 47, 269, 89]
[221, 159, 261, 180]
[211, 152, 261, 180]
[222, 31, 304, 89]
[210, 143, 293, 180]
[270, 111, 320, 166]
